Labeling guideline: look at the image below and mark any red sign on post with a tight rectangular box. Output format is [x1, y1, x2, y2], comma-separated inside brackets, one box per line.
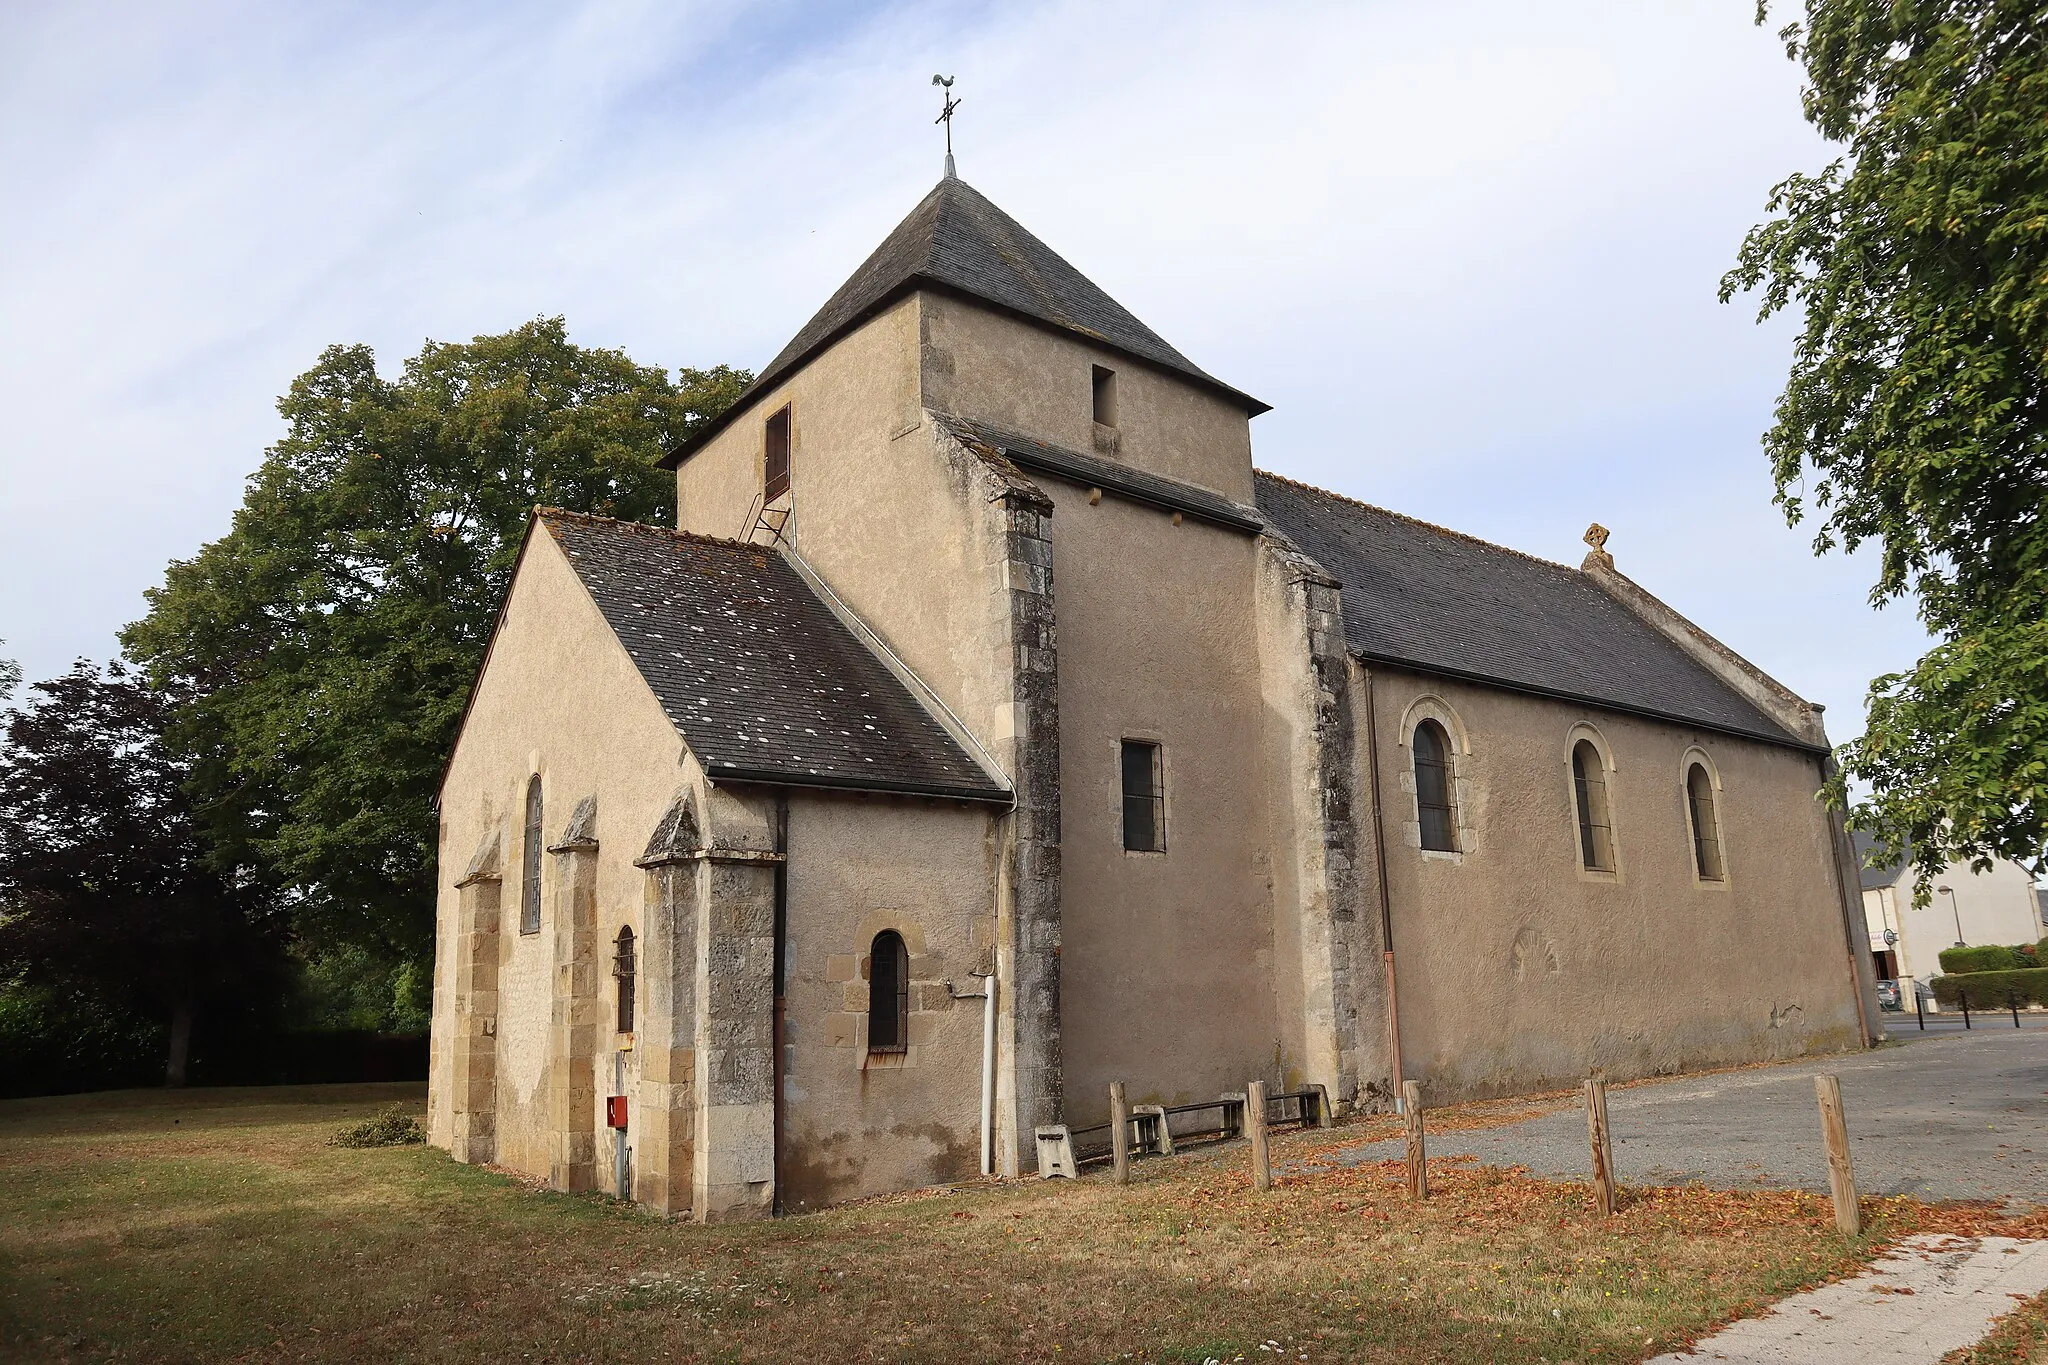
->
[606, 1095, 628, 1130]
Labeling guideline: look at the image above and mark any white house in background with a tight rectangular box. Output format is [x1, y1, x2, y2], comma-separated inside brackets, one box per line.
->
[1856, 831, 2046, 996]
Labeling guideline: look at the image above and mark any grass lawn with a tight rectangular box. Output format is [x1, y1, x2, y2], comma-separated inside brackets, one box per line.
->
[0, 1082, 2037, 1364]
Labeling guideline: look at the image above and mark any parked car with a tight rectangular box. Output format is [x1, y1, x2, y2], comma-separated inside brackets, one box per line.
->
[1876, 979, 1903, 1011]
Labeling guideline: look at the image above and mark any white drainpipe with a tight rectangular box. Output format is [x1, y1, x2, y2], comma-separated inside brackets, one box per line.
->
[980, 972, 997, 1176]
[949, 973, 998, 1177]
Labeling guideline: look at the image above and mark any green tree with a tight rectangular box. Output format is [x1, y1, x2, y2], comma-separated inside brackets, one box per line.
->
[1723, 0, 2048, 892]
[123, 318, 748, 961]
[0, 662, 287, 1085]
[0, 642, 19, 702]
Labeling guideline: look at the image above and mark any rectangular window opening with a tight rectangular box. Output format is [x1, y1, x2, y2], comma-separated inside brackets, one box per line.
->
[1091, 365, 1118, 428]
[1121, 739, 1163, 852]
[764, 406, 791, 502]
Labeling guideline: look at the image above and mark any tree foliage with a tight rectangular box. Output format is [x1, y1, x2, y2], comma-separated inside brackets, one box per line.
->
[0, 662, 286, 1085]
[1724, 0, 2048, 890]
[122, 318, 748, 959]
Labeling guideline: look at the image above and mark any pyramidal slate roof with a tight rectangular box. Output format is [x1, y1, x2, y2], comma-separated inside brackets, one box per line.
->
[1253, 473, 1812, 750]
[665, 175, 1264, 467]
[538, 510, 1008, 802]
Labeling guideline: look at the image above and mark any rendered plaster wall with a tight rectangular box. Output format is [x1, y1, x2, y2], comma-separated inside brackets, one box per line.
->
[920, 292, 1256, 504]
[1358, 664, 1863, 1102]
[673, 296, 1012, 762]
[1042, 478, 1282, 1125]
[778, 792, 996, 1209]
[674, 296, 915, 546]
[429, 528, 691, 1181]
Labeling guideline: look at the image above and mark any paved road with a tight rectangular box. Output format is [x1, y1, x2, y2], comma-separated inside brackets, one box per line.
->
[1334, 1029, 2048, 1205]
[1881, 1006, 2048, 1037]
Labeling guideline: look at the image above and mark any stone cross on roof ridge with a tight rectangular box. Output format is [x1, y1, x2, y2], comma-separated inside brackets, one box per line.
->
[1582, 522, 1614, 572]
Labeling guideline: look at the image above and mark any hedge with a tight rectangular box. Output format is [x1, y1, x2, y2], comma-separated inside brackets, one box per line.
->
[1938, 944, 2037, 974]
[1930, 968, 2048, 1009]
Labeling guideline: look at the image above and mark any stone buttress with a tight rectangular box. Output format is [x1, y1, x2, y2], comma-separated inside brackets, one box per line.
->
[545, 795, 602, 1191]
[448, 827, 503, 1164]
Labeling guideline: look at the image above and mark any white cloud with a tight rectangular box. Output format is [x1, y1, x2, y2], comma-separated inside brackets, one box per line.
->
[0, 0, 1927, 735]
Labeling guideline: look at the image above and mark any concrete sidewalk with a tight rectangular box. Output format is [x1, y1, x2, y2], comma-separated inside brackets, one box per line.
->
[1646, 1235, 2048, 1363]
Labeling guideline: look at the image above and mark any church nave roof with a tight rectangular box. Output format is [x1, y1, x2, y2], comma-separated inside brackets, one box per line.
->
[539, 509, 1010, 803]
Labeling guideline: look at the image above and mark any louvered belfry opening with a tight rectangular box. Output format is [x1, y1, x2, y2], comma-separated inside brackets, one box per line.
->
[1091, 365, 1118, 427]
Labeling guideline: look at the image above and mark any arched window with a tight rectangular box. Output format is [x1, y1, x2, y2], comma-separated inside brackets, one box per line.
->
[1686, 763, 1725, 881]
[520, 775, 543, 934]
[868, 930, 909, 1054]
[613, 926, 637, 1033]
[1571, 740, 1615, 872]
[1412, 720, 1457, 852]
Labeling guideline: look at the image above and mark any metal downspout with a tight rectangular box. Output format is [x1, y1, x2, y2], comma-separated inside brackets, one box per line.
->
[1361, 666, 1404, 1107]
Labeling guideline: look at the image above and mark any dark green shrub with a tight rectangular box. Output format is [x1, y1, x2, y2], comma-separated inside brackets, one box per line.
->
[1930, 968, 2048, 1009]
[0, 978, 166, 1098]
[330, 1103, 426, 1149]
[1938, 944, 2028, 974]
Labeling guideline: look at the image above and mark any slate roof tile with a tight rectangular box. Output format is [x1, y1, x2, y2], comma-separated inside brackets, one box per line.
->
[539, 510, 1008, 802]
[1850, 830, 1907, 891]
[1253, 472, 1809, 749]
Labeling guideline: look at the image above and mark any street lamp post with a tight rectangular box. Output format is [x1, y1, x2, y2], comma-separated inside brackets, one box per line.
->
[1939, 885, 1964, 947]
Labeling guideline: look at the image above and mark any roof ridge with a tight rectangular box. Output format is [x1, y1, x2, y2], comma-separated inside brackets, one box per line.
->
[535, 506, 757, 551]
[1252, 469, 1581, 578]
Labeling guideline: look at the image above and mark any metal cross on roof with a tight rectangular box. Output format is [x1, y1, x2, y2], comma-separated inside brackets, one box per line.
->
[932, 74, 960, 177]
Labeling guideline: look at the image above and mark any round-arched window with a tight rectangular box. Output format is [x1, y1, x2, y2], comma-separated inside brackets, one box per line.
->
[1686, 763, 1724, 881]
[868, 931, 909, 1053]
[1412, 720, 1456, 852]
[1571, 740, 1615, 871]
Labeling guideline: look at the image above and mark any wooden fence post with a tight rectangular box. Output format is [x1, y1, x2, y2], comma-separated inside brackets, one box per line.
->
[1401, 1080, 1426, 1200]
[1815, 1073, 1861, 1236]
[1247, 1080, 1272, 1191]
[1109, 1080, 1130, 1185]
[1584, 1078, 1616, 1216]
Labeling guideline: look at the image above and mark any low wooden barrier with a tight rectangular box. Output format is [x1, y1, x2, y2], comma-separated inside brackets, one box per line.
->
[1041, 1081, 1331, 1178]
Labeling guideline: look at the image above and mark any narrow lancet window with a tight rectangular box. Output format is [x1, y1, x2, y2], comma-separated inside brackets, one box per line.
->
[613, 926, 636, 1032]
[521, 775, 543, 934]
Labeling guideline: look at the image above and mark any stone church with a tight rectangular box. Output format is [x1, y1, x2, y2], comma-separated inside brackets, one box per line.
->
[426, 171, 1878, 1221]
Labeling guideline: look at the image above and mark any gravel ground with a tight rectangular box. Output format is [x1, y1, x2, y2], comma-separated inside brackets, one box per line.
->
[1332, 1029, 2048, 1205]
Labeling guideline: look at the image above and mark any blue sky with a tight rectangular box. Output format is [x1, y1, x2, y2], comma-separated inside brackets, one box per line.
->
[0, 0, 1930, 741]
